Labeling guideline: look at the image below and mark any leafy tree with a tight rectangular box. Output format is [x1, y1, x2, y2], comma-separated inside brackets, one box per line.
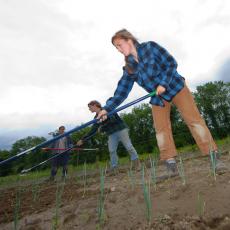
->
[10, 136, 47, 173]
[0, 150, 12, 176]
[194, 81, 230, 138]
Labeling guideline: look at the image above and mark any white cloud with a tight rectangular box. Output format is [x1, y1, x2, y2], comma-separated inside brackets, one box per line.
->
[0, 0, 230, 145]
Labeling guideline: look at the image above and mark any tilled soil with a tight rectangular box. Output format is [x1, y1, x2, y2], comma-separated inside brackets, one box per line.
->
[0, 149, 230, 230]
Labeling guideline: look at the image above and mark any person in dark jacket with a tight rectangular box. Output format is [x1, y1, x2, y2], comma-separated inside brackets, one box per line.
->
[77, 100, 140, 171]
[48, 126, 72, 180]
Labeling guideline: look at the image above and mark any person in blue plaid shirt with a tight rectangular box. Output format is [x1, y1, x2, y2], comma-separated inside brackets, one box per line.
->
[97, 29, 226, 177]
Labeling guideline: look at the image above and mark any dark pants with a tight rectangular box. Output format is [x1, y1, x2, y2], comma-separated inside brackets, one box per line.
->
[51, 153, 70, 178]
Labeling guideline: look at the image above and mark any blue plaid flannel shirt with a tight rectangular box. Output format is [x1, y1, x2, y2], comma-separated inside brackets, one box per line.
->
[104, 41, 185, 112]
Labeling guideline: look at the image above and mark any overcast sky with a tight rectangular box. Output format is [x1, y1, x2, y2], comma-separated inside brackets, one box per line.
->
[0, 0, 230, 148]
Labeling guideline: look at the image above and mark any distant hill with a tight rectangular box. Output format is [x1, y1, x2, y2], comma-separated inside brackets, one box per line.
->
[0, 124, 75, 151]
[0, 135, 16, 150]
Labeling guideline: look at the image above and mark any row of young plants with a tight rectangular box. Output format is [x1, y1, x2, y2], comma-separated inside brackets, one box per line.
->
[6, 145, 228, 229]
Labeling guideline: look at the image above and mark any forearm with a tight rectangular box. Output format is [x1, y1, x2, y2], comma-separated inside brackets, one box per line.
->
[104, 73, 134, 112]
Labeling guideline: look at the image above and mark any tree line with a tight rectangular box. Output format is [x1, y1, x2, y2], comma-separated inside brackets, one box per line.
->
[0, 81, 229, 176]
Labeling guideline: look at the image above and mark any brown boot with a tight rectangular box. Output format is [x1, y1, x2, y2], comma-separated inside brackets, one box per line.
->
[213, 151, 228, 174]
[156, 159, 179, 182]
[131, 159, 141, 171]
[106, 166, 119, 176]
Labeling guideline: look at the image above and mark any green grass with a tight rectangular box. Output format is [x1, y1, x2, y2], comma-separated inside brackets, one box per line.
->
[216, 136, 230, 145]
[13, 188, 21, 230]
[128, 167, 136, 190]
[82, 161, 87, 198]
[209, 150, 217, 181]
[141, 164, 152, 224]
[196, 192, 205, 216]
[177, 144, 198, 153]
[0, 170, 49, 188]
[149, 156, 157, 190]
[177, 156, 186, 185]
[97, 168, 105, 226]
[52, 180, 66, 230]
[177, 135, 230, 153]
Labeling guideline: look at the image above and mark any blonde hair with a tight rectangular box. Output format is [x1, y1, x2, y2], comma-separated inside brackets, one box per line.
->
[112, 29, 138, 74]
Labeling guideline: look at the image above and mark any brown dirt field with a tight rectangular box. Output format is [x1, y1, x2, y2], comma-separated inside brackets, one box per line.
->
[0, 148, 230, 230]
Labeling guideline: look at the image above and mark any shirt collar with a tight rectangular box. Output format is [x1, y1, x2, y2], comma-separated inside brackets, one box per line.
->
[127, 41, 141, 64]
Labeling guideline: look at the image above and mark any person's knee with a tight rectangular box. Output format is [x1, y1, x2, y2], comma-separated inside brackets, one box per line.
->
[129, 142, 136, 148]
[124, 142, 136, 151]
[109, 150, 117, 156]
[156, 132, 165, 148]
[52, 166, 57, 171]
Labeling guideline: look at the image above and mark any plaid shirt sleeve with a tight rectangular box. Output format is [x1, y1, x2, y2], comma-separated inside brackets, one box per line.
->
[149, 42, 178, 89]
[103, 70, 135, 112]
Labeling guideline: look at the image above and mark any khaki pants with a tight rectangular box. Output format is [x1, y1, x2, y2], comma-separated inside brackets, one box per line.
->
[152, 85, 217, 160]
